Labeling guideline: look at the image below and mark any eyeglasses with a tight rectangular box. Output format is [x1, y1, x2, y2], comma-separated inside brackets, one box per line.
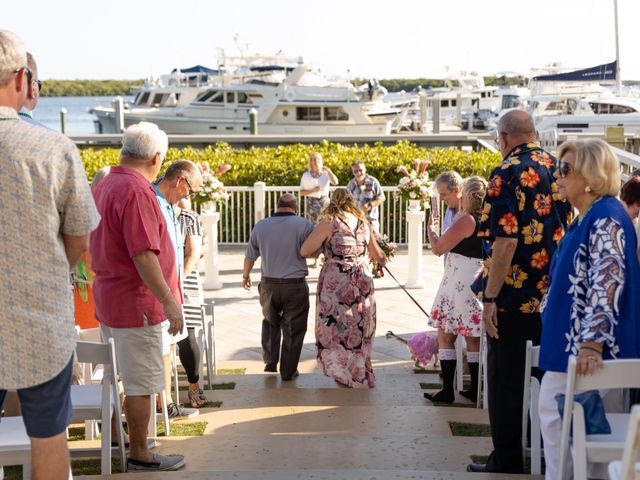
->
[556, 160, 574, 178]
[33, 79, 42, 92]
[183, 176, 196, 196]
[159, 153, 166, 167]
[352, 169, 363, 174]
[13, 67, 33, 86]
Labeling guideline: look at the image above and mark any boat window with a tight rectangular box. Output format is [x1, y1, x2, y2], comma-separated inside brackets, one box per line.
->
[196, 91, 216, 102]
[151, 94, 167, 107]
[137, 92, 150, 105]
[441, 100, 449, 108]
[296, 107, 321, 121]
[237, 92, 249, 104]
[324, 107, 349, 121]
[226, 92, 235, 104]
[451, 99, 457, 107]
[502, 95, 520, 109]
[209, 92, 223, 103]
[610, 104, 636, 114]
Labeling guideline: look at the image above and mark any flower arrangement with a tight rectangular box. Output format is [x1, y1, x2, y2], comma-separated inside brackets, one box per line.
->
[370, 233, 397, 277]
[192, 163, 231, 212]
[395, 159, 434, 207]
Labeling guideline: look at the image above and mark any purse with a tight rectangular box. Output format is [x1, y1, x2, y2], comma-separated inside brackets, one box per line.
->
[555, 390, 611, 435]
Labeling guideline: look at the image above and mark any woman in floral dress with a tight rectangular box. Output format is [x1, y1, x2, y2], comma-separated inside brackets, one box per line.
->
[424, 176, 487, 403]
[301, 188, 386, 388]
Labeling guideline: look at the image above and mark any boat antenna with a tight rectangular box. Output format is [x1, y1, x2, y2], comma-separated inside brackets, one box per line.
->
[614, 0, 622, 94]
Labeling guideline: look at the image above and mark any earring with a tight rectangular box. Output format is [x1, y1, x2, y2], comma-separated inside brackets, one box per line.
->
[585, 186, 592, 193]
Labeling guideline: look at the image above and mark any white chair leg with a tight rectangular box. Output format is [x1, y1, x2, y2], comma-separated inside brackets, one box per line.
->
[22, 463, 30, 480]
[148, 394, 157, 437]
[531, 380, 542, 475]
[194, 326, 206, 388]
[171, 347, 179, 407]
[160, 390, 170, 437]
[101, 415, 111, 475]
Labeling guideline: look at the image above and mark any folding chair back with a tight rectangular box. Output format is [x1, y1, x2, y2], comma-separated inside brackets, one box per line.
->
[521, 341, 542, 474]
[71, 339, 126, 474]
[608, 405, 640, 480]
[560, 356, 640, 480]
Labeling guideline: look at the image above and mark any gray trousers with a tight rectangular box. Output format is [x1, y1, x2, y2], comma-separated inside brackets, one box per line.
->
[258, 279, 309, 380]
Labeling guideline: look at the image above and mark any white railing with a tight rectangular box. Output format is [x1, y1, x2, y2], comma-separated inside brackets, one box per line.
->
[217, 184, 431, 246]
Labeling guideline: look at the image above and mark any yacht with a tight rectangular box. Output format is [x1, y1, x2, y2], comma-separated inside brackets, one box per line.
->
[91, 60, 403, 135]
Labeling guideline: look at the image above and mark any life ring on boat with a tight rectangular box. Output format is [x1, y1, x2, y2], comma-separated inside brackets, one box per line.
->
[285, 90, 295, 102]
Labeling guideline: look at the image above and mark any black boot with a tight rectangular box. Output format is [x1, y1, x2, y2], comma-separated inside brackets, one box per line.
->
[424, 359, 456, 403]
[460, 361, 478, 402]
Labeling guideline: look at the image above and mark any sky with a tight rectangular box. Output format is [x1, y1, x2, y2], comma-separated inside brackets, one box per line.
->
[4, 0, 640, 81]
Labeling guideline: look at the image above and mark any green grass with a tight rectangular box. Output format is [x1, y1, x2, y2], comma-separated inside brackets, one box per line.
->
[419, 382, 442, 389]
[67, 426, 86, 441]
[216, 368, 246, 375]
[157, 420, 207, 437]
[179, 381, 236, 391]
[449, 421, 491, 437]
[4, 458, 125, 479]
[430, 401, 476, 408]
[200, 401, 223, 408]
[413, 369, 440, 374]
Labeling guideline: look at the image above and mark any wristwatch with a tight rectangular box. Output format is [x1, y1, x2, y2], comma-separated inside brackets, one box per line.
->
[482, 294, 497, 304]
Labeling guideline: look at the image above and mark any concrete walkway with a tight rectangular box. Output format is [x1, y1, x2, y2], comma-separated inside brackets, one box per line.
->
[82, 246, 541, 479]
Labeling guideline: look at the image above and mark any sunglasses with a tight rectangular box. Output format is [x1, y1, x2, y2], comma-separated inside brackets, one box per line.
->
[352, 169, 364, 174]
[13, 66, 33, 86]
[34, 79, 42, 92]
[556, 160, 574, 178]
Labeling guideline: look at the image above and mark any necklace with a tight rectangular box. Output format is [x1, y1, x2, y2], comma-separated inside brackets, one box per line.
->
[577, 196, 602, 224]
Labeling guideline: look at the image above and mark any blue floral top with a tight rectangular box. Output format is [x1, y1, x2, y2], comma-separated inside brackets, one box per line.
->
[471, 143, 572, 314]
[539, 196, 640, 373]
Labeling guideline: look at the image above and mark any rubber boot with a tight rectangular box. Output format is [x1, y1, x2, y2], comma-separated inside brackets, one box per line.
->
[460, 361, 478, 402]
[424, 359, 456, 404]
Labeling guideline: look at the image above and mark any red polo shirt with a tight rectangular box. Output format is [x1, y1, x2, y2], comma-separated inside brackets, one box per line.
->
[90, 166, 180, 328]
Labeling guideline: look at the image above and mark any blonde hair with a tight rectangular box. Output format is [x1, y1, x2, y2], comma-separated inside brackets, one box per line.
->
[557, 139, 620, 197]
[321, 187, 366, 222]
[462, 176, 487, 215]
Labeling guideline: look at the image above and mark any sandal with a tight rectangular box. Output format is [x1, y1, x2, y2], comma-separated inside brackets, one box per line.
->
[188, 387, 207, 408]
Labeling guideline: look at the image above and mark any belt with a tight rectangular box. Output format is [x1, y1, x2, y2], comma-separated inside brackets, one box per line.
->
[261, 277, 306, 284]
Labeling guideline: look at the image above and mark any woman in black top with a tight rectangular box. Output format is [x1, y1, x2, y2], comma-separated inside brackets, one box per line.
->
[424, 176, 486, 403]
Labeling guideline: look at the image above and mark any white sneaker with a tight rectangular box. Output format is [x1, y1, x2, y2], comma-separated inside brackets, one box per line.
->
[127, 452, 185, 472]
[167, 402, 199, 418]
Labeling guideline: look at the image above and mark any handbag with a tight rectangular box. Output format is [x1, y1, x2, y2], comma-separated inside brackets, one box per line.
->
[555, 390, 611, 435]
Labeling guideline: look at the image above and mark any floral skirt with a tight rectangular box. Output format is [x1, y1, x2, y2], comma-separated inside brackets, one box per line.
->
[428, 253, 483, 336]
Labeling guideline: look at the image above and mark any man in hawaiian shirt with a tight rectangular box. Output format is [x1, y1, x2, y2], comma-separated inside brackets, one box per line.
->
[347, 160, 384, 234]
[467, 110, 571, 474]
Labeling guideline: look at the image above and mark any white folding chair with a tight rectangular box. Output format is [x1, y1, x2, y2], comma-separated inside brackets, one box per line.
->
[74, 327, 103, 441]
[476, 321, 488, 409]
[70, 339, 126, 474]
[559, 356, 640, 480]
[608, 405, 640, 480]
[455, 335, 467, 393]
[181, 300, 215, 389]
[522, 340, 543, 475]
[0, 416, 32, 480]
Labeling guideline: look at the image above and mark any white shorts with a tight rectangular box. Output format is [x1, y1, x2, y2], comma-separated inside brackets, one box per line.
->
[161, 319, 189, 355]
[100, 320, 164, 396]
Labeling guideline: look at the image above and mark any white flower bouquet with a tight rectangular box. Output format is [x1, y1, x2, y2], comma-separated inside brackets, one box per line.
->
[193, 164, 231, 212]
[395, 159, 433, 207]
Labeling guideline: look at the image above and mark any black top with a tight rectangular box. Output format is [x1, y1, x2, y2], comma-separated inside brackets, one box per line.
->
[449, 213, 483, 259]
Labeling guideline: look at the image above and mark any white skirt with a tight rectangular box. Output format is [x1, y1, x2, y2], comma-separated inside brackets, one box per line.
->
[428, 252, 483, 336]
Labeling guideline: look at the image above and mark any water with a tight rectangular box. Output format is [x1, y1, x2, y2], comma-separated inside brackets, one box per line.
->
[33, 96, 132, 135]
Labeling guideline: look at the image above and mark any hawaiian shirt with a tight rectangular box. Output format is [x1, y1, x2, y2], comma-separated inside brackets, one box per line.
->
[0, 106, 100, 389]
[470, 143, 572, 315]
[347, 175, 383, 222]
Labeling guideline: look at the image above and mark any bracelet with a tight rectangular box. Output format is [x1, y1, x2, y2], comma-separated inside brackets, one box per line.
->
[159, 288, 173, 303]
[579, 345, 602, 355]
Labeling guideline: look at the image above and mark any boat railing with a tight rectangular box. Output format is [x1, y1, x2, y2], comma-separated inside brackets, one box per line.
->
[218, 185, 441, 246]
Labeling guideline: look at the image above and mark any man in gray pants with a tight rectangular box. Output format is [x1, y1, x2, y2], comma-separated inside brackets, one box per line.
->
[243, 194, 315, 380]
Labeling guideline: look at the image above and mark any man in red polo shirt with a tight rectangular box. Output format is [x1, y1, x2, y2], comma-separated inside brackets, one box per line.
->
[91, 122, 185, 472]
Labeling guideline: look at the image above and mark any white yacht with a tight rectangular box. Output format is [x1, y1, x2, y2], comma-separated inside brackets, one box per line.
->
[91, 61, 403, 135]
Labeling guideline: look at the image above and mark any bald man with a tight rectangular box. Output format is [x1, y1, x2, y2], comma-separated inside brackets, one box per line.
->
[469, 110, 571, 474]
[243, 194, 315, 380]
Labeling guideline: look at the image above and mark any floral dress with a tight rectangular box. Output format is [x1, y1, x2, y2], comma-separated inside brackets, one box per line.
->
[316, 217, 376, 388]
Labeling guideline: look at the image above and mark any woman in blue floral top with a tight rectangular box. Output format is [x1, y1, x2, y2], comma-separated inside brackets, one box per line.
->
[538, 139, 640, 480]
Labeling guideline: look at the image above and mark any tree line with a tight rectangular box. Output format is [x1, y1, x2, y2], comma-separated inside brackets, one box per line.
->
[41, 80, 145, 97]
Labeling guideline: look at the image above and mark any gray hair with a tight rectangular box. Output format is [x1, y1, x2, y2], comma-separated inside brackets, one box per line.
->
[164, 159, 201, 185]
[435, 171, 463, 191]
[0, 30, 27, 87]
[277, 193, 298, 210]
[91, 166, 111, 191]
[121, 122, 168, 161]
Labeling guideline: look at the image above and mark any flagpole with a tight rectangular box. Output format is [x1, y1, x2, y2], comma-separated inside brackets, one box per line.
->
[614, 0, 622, 94]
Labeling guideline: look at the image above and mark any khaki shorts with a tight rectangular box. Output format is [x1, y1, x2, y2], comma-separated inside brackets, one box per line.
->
[100, 320, 164, 396]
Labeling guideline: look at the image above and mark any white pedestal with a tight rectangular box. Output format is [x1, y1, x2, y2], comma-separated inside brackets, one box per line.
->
[201, 210, 223, 290]
[405, 209, 425, 289]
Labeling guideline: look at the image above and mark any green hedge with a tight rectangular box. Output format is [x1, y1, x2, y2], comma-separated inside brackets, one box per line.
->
[80, 140, 501, 185]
